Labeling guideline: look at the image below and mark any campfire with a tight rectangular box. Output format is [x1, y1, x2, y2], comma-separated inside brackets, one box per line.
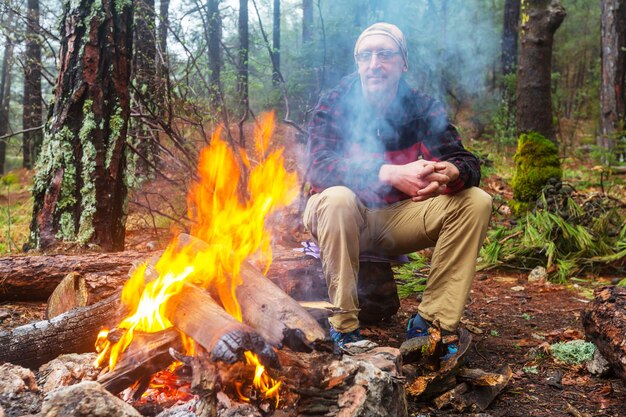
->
[92, 112, 306, 410]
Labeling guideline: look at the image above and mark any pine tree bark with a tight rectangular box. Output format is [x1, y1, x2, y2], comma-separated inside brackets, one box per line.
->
[302, 0, 313, 43]
[502, 0, 520, 75]
[272, 0, 281, 86]
[29, 0, 133, 251]
[516, 0, 566, 142]
[22, 0, 43, 169]
[0, 6, 15, 175]
[132, 0, 158, 175]
[207, 0, 222, 106]
[156, 0, 169, 120]
[237, 0, 249, 119]
[599, 0, 626, 152]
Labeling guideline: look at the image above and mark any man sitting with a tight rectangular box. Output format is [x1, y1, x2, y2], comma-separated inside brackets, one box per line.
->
[303, 22, 492, 350]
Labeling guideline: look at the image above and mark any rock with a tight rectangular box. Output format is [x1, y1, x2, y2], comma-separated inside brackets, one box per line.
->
[344, 339, 379, 354]
[511, 286, 525, 292]
[38, 381, 141, 417]
[329, 347, 407, 417]
[586, 349, 612, 377]
[218, 403, 261, 417]
[0, 309, 11, 322]
[0, 363, 42, 417]
[528, 266, 547, 283]
[37, 353, 99, 393]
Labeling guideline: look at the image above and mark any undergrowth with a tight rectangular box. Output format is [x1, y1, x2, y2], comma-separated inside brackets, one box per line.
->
[480, 180, 626, 282]
[393, 252, 429, 298]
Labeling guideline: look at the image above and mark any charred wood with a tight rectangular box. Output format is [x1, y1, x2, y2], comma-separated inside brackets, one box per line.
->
[165, 282, 279, 369]
[175, 234, 326, 351]
[98, 328, 183, 396]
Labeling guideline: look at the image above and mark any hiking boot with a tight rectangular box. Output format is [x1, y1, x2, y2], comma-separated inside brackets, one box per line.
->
[406, 312, 458, 360]
[330, 326, 363, 350]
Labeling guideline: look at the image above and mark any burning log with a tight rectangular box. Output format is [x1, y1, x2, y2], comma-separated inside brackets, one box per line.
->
[0, 292, 124, 370]
[98, 328, 183, 395]
[165, 282, 279, 369]
[581, 286, 626, 382]
[175, 234, 326, 351]
[0, 251, 146, 301]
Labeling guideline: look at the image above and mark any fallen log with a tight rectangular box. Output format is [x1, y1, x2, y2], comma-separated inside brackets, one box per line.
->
[581, 285, 626, 382]
[0, 251, 149, 301]
[175, 234, 326, 351]
[0, 291, 124, 369]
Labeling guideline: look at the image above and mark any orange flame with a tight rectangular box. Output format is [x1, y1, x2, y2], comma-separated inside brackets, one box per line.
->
[95, 112, 297, 406]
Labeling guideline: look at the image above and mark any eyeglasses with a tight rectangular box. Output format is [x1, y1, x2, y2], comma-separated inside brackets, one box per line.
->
[354, 50, 401, 63]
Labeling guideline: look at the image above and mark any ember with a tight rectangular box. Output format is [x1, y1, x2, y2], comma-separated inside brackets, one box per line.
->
[95, 112, 298, 408]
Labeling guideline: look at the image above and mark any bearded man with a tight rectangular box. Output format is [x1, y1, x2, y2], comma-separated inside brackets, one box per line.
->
[303, 22, 492, 351]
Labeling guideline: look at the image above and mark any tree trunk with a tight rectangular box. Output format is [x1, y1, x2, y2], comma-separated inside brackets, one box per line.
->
[516, 0, 566, 142]
[502, 0, 520, 75]
[0, 251, 147, 301]
[581, 286, 626, 383]
[22, 0, 43, 169]
[272, 0, 281, 87]
[207, 0, 222, 106]
[302, 0, 313, 43]
[157, 0, 169, 122]
[0, 6, 15, 175]
[237, 0, 249, 119]
[29, 0, 133, 251]
[599, 0, 626, 152]
[132, 0, 159, 176]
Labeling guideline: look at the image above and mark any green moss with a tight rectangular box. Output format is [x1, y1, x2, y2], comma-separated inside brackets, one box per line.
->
[550, 340, 595, 365]
[77, 100, 98, 244]
[114, 0, 131, 14]
[57, 211, 76, 239]
[511, 132, 562, 213]
[107, 105, 124, 168]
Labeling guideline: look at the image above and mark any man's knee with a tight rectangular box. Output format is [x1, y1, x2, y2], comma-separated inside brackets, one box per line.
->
[316, 186, 361, 217]
[455, 187, 492, 221]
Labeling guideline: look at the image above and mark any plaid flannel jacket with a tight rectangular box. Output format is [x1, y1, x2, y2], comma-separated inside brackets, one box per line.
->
[305, 73, 481, 207]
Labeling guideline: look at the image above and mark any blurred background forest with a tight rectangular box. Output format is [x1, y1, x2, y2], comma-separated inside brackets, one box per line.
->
[0, 0, 625, 282]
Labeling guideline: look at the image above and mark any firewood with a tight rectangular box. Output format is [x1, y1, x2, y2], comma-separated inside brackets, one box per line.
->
[0, 251, 148, 301]
[404, 329, 472, 400]
[581, 285, 626, 383]
[46, 272, 89, 319]
[175, 234, 326, 351]
[433, 382, 469, 410]
[457, 367, 506, 386]
[98, 328, 183, 396]
[165, 282, 279, 370]
[450, 364, 512, 413]
[0, 291, 124, 369]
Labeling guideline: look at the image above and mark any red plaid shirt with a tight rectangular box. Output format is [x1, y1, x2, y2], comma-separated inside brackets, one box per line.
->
[306, 73, 481, 207]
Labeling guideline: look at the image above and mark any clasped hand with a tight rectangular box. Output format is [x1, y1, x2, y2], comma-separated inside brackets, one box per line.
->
[378, 160, 460, 202]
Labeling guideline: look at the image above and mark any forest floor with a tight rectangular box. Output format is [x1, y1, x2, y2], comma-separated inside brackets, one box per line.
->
[1, 249, 625, 416]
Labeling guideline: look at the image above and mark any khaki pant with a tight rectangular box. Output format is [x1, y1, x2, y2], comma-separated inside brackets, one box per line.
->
[303, 186, 492, 333]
